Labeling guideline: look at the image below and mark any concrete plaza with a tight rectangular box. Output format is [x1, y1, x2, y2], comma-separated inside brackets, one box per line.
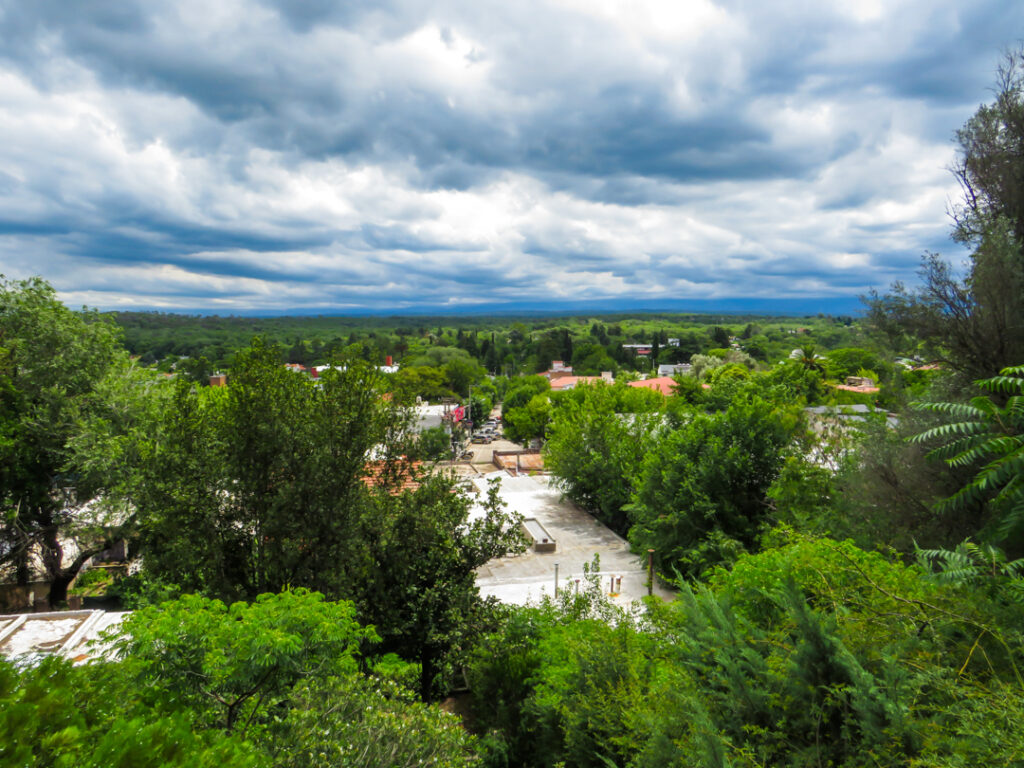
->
[469, 471, 675, 607]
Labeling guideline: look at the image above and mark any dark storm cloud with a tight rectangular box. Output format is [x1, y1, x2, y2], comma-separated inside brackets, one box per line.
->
[0, 0, 1012, 310]
[0, 1, 874, 184]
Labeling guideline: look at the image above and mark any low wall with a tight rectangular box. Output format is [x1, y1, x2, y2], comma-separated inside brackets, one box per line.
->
[520, 518, 556, 553]
[492, 448, 544, 473]
[0, 582, 50, 612]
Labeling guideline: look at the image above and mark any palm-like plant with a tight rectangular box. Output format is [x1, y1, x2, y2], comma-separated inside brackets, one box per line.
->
[788, 344, 826, 372]
[911, 364, 1024, 542]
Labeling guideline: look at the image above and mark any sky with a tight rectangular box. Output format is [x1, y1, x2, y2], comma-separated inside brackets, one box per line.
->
[0, 1, 1018, 315]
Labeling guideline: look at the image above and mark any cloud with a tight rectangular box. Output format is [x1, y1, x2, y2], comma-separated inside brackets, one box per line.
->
[0, 0, 1007, 312]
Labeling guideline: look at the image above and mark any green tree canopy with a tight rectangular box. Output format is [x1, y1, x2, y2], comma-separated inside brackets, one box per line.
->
[134, 338, 412, 600]
[0, 276, 137, 605]
[544, 383, 664, 534]
[112, 589, 373, 734]
[868, 51, 1024, 381]
[629, 396, 799, 577]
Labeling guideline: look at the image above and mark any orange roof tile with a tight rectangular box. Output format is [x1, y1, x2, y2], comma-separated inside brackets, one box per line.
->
[627, 376, 677, 396]
[362, 460, 422, 493]
[833, 384, 880, 394]
[549, 375, 605, 390]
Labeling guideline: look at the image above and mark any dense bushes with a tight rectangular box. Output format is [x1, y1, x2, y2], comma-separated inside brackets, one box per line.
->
[0, 589, 480, 768]
[465, 532, 1024, 768]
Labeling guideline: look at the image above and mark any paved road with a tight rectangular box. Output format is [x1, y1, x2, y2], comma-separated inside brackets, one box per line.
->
[470, 472, 675, 606]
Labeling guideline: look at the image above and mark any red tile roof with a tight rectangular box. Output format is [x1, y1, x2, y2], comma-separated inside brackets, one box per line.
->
[362, 461, 423, 493]
[834, 383, 880, 394]
[549, 375, 606, 391]
[627, 376, 677, 396]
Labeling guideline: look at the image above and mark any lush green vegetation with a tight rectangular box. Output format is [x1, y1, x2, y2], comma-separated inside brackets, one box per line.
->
[466, 534, 1024, 767]
[0, 590, 480, 767]
[2, 47, 1024, 768]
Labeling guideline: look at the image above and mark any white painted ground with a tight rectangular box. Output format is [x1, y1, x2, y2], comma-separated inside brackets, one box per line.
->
[469, 471, 675, 606]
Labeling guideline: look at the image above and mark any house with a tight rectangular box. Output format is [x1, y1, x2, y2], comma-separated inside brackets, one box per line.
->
[805, 404, 898, 430]
[540, 361, 573, 380]
[834, 376, 880, 394]
[622, 344, 653, 355]
[548, 372, 614, 391]
[362, 460, 423, 493]
[658, 363, 691, 377]
[209, 373, 227, 387]
[627, 376, 677, 397]
[804, 404, 898, 469]
[0, 609, 127, 665]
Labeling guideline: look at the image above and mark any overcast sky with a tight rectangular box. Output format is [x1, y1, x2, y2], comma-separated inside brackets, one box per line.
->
[0, 1, 1017, 314]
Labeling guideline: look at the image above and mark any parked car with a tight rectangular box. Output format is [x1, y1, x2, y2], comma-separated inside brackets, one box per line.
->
[471, 435, 492, 444]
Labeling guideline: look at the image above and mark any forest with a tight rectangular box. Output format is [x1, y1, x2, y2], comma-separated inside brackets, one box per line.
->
[2, 51, 1024, 768]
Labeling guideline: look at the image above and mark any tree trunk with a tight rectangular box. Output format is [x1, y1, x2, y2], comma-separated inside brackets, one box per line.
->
[47, 572, 73, 607]
[41, 525, 109, 609]
[420, 646, 437, 702]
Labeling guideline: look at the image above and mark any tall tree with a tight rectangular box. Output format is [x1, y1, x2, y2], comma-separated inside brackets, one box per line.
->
[544, 383, 664, 535]
[135, 338, 411, 600]
[867, 51, 1024, 380]
[629, 396, 798, 577]
[358, 477, 525, 699]
[0, 276, 135, 605]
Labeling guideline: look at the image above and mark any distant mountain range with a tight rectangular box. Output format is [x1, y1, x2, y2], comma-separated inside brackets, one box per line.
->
[106, 296, 867, 318]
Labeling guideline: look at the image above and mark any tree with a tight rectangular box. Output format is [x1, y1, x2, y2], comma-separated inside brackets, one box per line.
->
[134, 339, 411, 600]
[357, 477, 525, 699]
[570, 342, 616, 376]
[502, 376, 550, 412]
[503, 392, 552, 444]
[911, 364, 1024, 548]
[502, 376, 552, 442]
[544, 383, 664, 534]
[134, 339, 524, 699]
[390, 365, 454, 402]
[0, 276, 135, 605]
[867, 51, 1024, 381]
[112, 589, 374, 734]
[270, 674, 480, 768]
[629, 396, 798, 577]
[415, 425, 453, 461]
[0, 657, 262, 768]
[708, 326, 731, 348]
[789, 343, 826, 372]
[442, 355, 487, 397]
[951, 49, 1024, 245]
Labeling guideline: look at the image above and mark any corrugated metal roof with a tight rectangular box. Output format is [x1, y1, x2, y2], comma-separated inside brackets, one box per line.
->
[0, 610, 127, 665]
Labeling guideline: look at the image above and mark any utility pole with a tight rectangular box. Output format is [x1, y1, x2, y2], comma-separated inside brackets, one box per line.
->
[647, 549, 655, 596]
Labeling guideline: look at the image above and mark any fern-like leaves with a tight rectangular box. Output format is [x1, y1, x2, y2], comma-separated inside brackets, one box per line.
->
[911, 365, 1024, 543]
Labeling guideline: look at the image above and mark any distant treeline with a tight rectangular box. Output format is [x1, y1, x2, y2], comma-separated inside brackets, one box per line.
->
[111, 309, 862, 377]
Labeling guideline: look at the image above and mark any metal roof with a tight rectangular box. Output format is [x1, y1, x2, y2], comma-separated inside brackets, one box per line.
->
[0, 609, 127, 666]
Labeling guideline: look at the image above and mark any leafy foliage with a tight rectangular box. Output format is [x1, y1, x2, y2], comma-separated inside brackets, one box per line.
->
[0, 657, 262, 768]
[912, 364, 1024, 545]
[0, 275, 139, 605]
[467, 531, 1024, 768]
[544, 382, 664, 534]
[628, 396, 799, 577]
[111, 589, 374, 734]
[867, 51, 1024, 381]
[269, 675, 481, 768]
